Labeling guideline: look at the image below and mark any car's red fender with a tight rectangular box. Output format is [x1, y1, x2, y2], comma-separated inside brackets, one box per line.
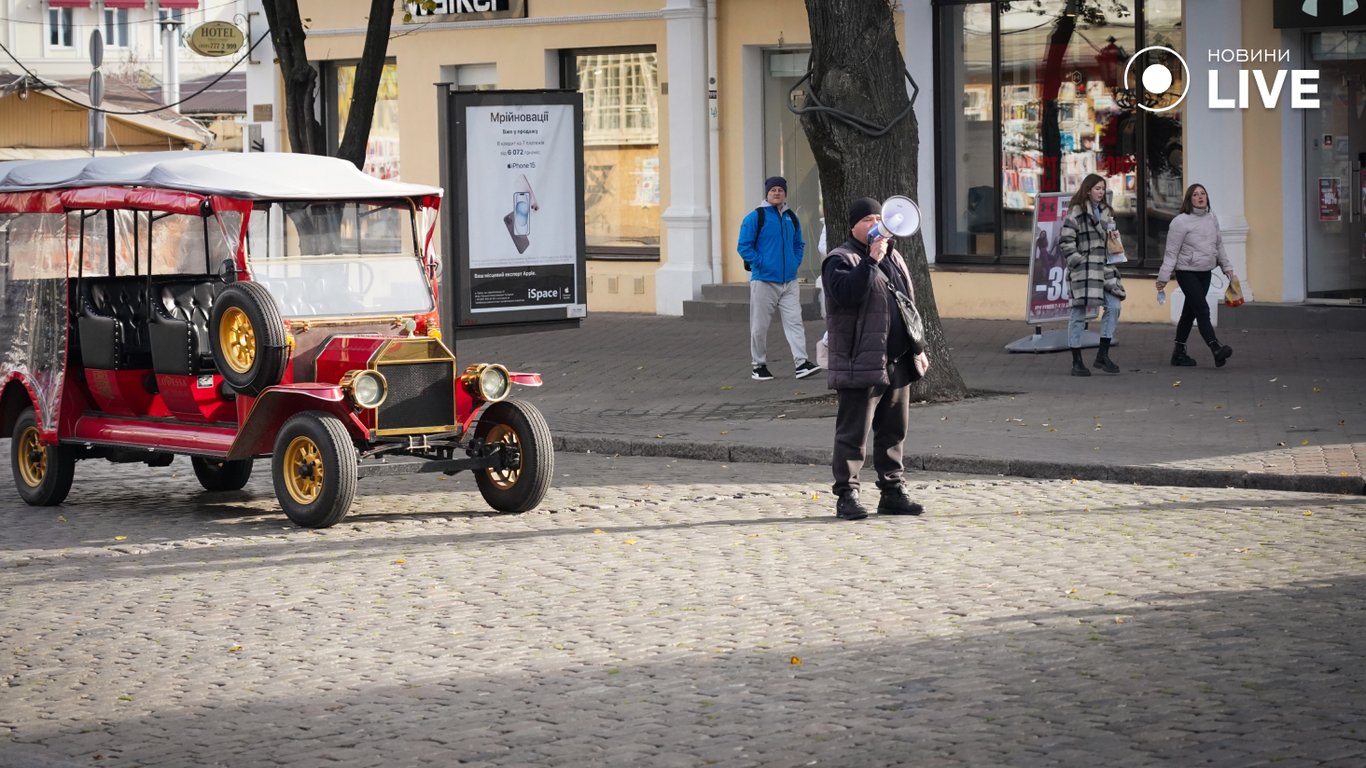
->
[226, 384, 367, 460]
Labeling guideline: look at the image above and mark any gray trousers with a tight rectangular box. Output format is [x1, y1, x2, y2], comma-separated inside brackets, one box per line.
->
[750, 280, 808, 367]
[831, 356, 914, 497]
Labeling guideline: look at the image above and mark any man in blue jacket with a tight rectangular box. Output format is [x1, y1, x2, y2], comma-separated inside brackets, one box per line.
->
[737, 176, 819, 381]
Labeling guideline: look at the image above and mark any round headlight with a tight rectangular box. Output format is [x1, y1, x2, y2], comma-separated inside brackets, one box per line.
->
[347, 369, 388, 409]
[479, 365, 510, 401]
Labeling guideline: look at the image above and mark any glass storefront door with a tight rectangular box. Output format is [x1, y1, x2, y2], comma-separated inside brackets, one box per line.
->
[1305, 35, 1366, 303]
[765, 50, 822, 283]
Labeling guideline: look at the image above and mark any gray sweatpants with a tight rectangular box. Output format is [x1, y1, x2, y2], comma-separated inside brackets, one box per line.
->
[750, 279, 809, 368]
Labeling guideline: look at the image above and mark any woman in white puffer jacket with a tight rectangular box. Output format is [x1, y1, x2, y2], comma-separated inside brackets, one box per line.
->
[1156, 184, 1238, 367]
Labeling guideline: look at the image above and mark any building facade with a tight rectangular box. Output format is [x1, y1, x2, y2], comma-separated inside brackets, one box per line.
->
[247, 0, 1361, 323]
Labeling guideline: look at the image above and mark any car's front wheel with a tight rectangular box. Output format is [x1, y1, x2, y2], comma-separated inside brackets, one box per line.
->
[271, 412, 357, 528]
[473, 400, 553, 513]
[11, 407, 75, 506]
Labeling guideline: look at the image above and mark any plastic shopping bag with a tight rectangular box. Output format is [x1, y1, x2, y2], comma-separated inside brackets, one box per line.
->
[1224, 276, 1245, 307]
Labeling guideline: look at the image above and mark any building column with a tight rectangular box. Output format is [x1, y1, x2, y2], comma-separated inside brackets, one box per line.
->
[243, 0, 280, 152]
[1185, 0, 1253, 304]
[900, 0, 937, 263]
[656, 0, 712, 315]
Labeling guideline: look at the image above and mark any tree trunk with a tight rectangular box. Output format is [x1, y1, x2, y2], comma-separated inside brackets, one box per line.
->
[335, 0, 395, 170]
[800, 0, 967, 402]
[261, 0, 326, 157]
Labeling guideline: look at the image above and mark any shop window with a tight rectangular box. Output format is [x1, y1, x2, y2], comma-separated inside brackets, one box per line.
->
[935, 0, 1181, 271]
[324, 60, 401, 181]
[48, 8, 74, 48]
[104, 8, 130, 48]
[765, 49, 822, 282]
[562, 47, 661, 260]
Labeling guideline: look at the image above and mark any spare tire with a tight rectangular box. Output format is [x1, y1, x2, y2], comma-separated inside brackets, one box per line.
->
[210, 281, 288, 397]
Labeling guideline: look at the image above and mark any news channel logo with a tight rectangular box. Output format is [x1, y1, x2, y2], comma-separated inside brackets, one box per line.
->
[1121, 45, 1189, 113]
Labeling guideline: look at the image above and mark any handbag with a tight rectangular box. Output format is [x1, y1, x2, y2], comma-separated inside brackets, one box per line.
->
[893, 289, 927, 355]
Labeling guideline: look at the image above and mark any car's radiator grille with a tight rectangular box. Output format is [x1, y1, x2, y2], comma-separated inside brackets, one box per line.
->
[377, 361, 455, 432]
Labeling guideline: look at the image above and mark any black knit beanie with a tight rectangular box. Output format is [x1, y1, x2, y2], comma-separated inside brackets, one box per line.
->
[847, 197, 881, 229]
[764, 176, 787, 194]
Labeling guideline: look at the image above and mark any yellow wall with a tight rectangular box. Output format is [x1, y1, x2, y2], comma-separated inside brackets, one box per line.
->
[1240, 1, 1287, 302]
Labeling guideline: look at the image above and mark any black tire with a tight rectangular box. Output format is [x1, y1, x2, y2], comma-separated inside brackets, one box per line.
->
[191, 456, 254, 492]
[473, 399, 553, 513]
[271, 411, 357, 529]
[210, 281, 288, 397]
[11, 407, 75, 506]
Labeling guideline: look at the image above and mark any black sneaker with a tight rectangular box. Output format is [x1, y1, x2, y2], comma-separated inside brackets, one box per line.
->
[751, 365, 774, 381]
[794, 360, 822, 379]
[835, 491, 869, 520]
[878, 486, 924, 516]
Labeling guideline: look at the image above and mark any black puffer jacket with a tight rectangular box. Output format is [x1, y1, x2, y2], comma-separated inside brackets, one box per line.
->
[822, 239, 916, 389]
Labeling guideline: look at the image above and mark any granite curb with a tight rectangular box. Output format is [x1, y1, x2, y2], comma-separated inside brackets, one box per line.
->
[556, 435, 1366, 496]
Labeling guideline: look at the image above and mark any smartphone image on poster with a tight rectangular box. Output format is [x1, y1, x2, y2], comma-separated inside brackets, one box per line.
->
[513, 192, 531, 236]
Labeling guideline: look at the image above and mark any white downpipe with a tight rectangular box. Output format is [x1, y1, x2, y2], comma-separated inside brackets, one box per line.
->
[707, 0, 721, 283]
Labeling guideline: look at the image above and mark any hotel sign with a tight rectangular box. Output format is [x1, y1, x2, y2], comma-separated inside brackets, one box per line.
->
[405, 0, 527, 22]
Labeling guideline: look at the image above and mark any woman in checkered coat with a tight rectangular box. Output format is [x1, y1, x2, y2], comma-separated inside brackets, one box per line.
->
[1057, 173, 1126, 377]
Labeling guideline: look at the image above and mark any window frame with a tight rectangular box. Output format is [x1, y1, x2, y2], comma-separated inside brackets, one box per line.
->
[103, 7, 131, 49]
[560, 45, 662, 262]
[47, 7, 75, 49]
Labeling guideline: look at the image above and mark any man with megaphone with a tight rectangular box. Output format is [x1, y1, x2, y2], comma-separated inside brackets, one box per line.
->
[821, 196, 931, 521]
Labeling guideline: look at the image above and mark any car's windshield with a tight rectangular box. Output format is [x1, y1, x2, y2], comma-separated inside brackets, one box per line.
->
[244, 201, 434, 318]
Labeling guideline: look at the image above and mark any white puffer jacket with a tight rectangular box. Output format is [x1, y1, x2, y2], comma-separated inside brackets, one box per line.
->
[1158, 207, 1233, 282]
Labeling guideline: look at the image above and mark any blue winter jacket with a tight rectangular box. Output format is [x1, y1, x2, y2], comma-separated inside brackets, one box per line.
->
[737, 204, 805, 283]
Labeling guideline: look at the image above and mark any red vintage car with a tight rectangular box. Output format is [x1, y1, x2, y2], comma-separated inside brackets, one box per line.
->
[0, 151, 552, 527]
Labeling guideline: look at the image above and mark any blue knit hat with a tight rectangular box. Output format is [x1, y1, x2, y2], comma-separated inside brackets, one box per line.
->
[764, 176, 787, 194]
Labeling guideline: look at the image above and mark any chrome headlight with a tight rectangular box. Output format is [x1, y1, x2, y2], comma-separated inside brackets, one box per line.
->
[461, 363, 511, 403]
[341, 369, 388, 409]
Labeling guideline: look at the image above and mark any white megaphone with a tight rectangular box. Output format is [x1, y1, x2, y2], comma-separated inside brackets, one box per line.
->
[866, 195, 922, 241]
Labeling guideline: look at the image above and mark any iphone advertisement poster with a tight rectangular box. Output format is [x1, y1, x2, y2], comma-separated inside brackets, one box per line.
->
[464, 101, 582, 315]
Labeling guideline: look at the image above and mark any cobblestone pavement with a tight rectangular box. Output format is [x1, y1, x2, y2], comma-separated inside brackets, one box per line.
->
[3, 452, 1365, 767]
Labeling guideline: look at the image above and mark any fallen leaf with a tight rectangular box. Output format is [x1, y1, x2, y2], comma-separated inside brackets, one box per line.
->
[56, 515, 66, 523]
[1172, 380, 1182, 387]
[117, 694, 133, 702]
[790, 656, 801, 665]
[1114, 616, 1128, 624]
[1269, 377, 1278, 382]
[1303, 511, 1313, 517]
[1313, 387, 1322, 393]
[593, 529, 605, 534]
[1301, 439, 1310, 446]
[719, 431, 729, 435]
[720, 385, 734, 390]
[228, 645, 242, 653]
[393, 559, 406, 566]
[114, 535, 127, 541]
[624, 538, 637, 545]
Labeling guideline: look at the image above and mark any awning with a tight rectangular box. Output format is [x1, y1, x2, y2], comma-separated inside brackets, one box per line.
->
[156, 0, 200, 8]
[46, 1, 92, 8]
[103, 0, 147, 7]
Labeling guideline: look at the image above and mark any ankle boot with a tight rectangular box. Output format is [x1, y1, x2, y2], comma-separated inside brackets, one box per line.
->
[1070, 347, 1091, 377]
[1209, 339, 1233, 367]
[1093, 337, 1120, 374]
[1171, 341, 1198, 367]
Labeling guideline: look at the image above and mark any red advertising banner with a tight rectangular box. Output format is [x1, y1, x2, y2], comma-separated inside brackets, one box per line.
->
[1025, 192, 1073, 324]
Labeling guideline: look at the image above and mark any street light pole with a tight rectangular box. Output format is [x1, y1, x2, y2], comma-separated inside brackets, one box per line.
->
[159, 17, 183, 111]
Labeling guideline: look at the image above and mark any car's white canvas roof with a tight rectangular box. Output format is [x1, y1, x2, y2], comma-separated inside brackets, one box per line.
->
[0, 150, 442, 200]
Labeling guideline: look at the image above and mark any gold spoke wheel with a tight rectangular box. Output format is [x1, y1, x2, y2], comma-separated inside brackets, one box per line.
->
[16, 425, 47, 488]
[282, 435, 324, 505]
[482, 423, 522, 490]
[219, 306, 258, 374]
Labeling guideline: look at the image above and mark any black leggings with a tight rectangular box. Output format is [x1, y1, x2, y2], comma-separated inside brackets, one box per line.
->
[1174, 270, 1215, 346]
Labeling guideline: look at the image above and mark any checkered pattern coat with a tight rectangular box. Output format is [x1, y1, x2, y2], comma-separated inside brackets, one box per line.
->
[1058, 204, 1125, 308]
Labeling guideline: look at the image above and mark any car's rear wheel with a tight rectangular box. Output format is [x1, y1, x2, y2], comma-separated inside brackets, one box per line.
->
[211, 282, 287, 397]
[473, 400, 553, 513]
[191, 456, 253, 492]
[11, 407, 75, 506]
[271, 411, 357, 528]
